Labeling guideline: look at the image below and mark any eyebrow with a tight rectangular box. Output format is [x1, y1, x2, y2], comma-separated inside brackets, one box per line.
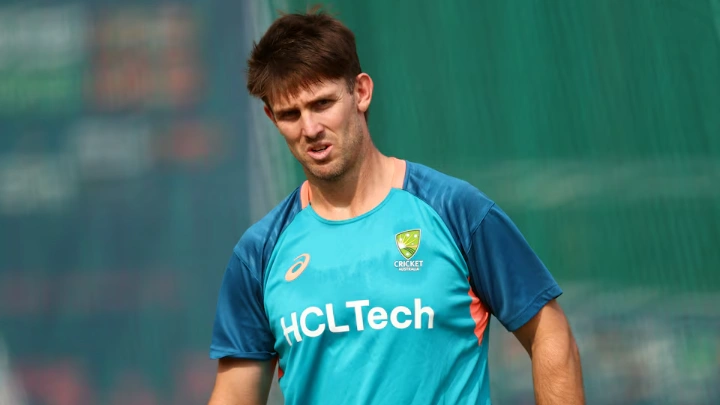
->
[273, 91, 338, 116]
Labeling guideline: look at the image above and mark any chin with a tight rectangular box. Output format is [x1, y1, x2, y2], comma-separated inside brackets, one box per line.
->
[312, 170, 344, 182]
[308, 163, 345, 182]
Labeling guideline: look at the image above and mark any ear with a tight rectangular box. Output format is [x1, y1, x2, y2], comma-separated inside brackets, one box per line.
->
[354, 73, 373, 114]
[264, 104, 277, 125]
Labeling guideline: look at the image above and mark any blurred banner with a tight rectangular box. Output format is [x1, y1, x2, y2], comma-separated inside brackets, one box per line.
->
[1, 1, 719, 404]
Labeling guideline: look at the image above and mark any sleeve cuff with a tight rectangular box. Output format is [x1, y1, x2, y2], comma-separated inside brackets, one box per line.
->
[209, 348, 276, 360]
[504, 284, 563, 332]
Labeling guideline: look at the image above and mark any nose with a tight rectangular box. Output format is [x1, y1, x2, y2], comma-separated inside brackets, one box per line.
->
[300, 112, 323, 139]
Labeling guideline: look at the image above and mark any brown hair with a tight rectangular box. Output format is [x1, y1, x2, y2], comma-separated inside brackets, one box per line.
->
[246, 7, 362, 108]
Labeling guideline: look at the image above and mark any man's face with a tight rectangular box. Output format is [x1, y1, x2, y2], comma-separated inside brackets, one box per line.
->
[265, 77, 368, 182]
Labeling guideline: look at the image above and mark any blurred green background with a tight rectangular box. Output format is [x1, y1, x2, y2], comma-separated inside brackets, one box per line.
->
[0, 0, 719, 404]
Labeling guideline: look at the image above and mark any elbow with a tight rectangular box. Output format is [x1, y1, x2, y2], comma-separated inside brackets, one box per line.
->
[532, 327, 582, 369]
[562, 329, 582, 368]
[569, 333, 581, 362]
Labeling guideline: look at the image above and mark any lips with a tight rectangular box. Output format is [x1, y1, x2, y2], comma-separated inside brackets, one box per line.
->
[309, 145, 329, 152]
[307, 144, 333, 161]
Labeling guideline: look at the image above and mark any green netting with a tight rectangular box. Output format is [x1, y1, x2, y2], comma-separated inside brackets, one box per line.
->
[271, 0, 720, 290]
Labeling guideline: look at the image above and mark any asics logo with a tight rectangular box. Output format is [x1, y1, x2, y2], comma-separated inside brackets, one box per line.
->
[285, 253, 310, 282]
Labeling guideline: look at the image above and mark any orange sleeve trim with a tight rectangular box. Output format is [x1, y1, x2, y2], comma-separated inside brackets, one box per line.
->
[467, 278, 490, 345]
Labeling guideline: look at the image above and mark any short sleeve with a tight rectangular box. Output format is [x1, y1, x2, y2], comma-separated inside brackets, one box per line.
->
[210, 251, 276, 360]
[467, 204, 562, 332]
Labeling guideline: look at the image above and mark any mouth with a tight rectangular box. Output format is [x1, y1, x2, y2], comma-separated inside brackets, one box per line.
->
[307, 144, 333, 161]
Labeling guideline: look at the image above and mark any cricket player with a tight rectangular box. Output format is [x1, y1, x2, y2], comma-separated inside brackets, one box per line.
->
[208, 9, 585, 405]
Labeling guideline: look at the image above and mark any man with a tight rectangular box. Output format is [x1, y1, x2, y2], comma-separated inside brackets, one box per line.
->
[208, 9, 584, 405]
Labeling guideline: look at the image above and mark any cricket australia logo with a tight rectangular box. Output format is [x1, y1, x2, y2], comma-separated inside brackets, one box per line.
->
[394, 229, 423, 271]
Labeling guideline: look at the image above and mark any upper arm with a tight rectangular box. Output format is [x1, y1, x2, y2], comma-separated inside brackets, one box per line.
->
[466, 203, 562, 332]
[210, 250, 276, 360]
[208, 357, 276, 405]
[208, 250, 277, 404]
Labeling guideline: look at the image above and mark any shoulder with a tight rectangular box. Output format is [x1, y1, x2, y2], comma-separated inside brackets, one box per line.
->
[404, 161, 495, 233]
[232, 186, 304, 273]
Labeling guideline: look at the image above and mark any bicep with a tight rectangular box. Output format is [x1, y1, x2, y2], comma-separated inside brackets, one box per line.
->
[208, 357, 276, 405]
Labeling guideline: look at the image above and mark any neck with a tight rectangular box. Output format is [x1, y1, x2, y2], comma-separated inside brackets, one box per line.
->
[307, 145, 397, 221]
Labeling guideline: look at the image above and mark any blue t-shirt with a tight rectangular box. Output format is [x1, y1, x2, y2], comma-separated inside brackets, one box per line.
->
[210, 159, 561, 405]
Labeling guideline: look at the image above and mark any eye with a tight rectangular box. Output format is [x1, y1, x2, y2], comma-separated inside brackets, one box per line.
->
[277, 110, 300, 121]
[315, 99, 333, 109]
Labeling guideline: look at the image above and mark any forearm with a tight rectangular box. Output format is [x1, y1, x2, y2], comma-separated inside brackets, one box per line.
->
[530, 333, 585, 405]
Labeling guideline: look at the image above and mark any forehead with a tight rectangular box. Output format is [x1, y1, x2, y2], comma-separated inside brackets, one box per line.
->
[270, 78, 347, 111]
